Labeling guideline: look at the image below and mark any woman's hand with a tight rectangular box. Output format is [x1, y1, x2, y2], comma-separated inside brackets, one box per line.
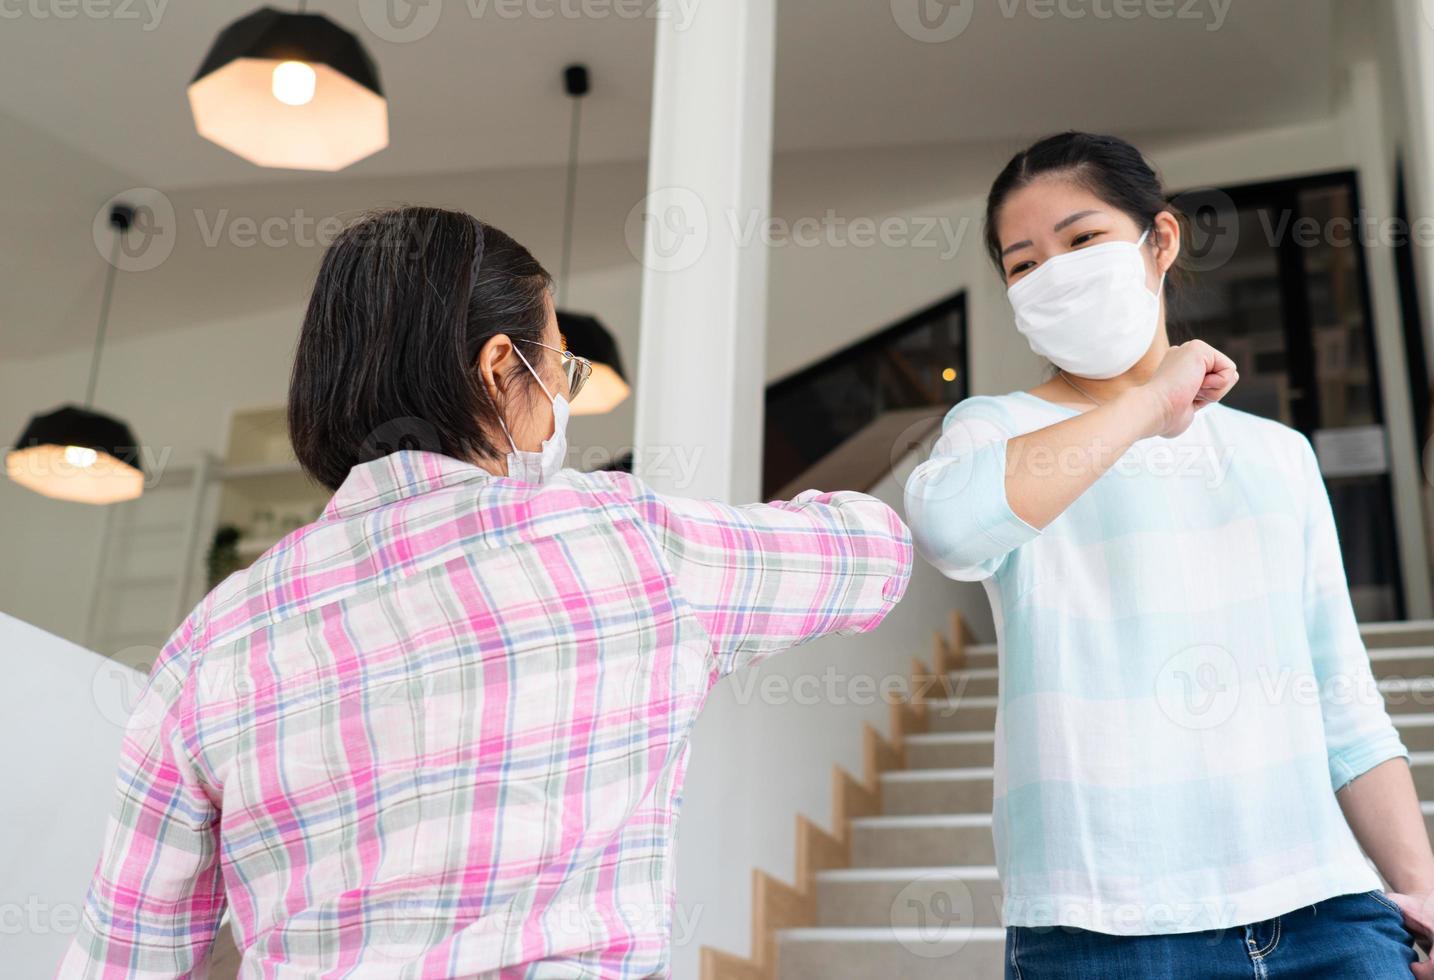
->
[1386, 889, 1434, 975]
[1140, 340, 1239, 439]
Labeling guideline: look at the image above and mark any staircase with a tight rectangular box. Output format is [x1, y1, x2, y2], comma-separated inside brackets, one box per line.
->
[769, 620, 1434, 979]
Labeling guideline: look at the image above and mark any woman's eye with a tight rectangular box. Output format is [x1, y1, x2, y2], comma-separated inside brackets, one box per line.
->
[1071, 231, 1105, 247]
[1007, 260, 1035, 279]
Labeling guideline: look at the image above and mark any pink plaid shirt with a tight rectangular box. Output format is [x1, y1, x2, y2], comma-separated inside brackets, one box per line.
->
[59, 451, 911, 978]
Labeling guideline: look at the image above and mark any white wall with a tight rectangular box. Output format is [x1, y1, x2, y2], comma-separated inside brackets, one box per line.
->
[670, 466, 993, 978]
[0, 615, 143, 976]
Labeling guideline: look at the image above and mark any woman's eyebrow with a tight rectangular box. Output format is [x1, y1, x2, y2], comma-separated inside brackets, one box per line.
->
[1002, 209, 1105, 257]
[1053, 209, 1101, 232]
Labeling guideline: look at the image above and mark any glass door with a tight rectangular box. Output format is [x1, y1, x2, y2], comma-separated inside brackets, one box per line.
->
[1174, 173, 1405, 620]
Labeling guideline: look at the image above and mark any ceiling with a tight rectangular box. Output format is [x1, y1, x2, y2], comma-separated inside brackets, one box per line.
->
[0, 0, 1337, 359]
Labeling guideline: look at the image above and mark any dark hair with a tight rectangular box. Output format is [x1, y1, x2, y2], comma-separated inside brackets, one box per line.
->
[984, 131, 1185, 272]
[289, 206, 552, 491]
[984, 132, 1188, 342]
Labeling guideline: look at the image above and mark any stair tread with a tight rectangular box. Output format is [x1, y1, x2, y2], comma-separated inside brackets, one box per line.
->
[780, 927, 1008, 941]
[882, 767, 993, 781]
[926, 694, 998, 707]
[817, 866, 999, 882]
[1380, 676, 1434, 688]
[1370, 646, 1434, 659]
[1363, 620, 1434, 635]
[851, 813, 992, 827]
[905, 731, 995, 744]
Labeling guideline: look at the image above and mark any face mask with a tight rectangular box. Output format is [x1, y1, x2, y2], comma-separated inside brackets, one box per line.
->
[496, 345, 569, 484]
[1007, 228, 1164, 380]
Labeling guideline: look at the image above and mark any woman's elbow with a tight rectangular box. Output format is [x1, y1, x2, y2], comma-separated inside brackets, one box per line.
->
[903, 462, 1005, 575]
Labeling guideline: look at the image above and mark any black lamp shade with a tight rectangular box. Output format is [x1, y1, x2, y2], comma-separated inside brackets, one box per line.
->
[189, 7, 388, 171]
[557, 311, 630, 415]
[7, 405, 145, 504]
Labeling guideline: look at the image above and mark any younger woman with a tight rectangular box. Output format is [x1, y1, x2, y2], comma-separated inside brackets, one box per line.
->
[905, 132, 1429, 978]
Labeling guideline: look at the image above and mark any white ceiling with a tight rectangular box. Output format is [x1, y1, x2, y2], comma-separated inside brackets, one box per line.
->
[0, 0, 1337, 359]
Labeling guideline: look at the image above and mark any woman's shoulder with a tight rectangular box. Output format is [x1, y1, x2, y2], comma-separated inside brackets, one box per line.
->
[1201, 403, 1320, 480]
[1202, 402, 1313, 450]
[940, 390, 1065, 434]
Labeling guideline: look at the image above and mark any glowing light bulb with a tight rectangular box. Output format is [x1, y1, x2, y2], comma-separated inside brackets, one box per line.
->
[941, 367, 958, 382]
[65, 445, 99, 469]
[272, 61, 316, 106]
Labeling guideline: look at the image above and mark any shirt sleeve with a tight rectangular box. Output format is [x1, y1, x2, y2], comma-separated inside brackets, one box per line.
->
[56, 617, 226, 979]
[625, 477, 913, 676]
[903, 397, 1041, 581]
[1297, 436, 1409, 793]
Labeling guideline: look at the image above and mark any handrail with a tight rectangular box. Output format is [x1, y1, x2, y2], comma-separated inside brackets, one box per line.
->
[772, 407, 945, 501]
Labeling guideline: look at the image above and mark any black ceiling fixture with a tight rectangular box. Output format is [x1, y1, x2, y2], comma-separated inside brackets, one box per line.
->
[188, 5, 389, 171]
[555, 63, 630, 416]
[7, 205, 145, 505]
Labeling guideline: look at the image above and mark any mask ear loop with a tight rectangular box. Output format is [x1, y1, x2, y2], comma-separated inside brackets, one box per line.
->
[512, 343, 557, 402]
[491, 342, 556, 456]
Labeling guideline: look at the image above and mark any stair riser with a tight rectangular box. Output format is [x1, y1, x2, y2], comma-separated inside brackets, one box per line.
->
[946, 674, 999, 699]
[1365, 630, 1434, 650]
[1383, 690, 1434, 714]
[955, 651, 997, 671]
[883, 778, 994, 816]
[1371, 655, 1434, 681]
[851, 824, 997, 868]
[1416, 765, 1434, 799]
[907, 741, 996, 770]
[778, 937, 1006, 980]
[942, 666, 1434, 696]
[1398, 724, 1434, 752]
[817, 876, 1005, 929]
[925, 703, 998, 733]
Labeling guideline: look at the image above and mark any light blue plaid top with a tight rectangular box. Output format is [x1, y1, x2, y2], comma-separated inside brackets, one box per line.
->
[904, 391, 1408, 935]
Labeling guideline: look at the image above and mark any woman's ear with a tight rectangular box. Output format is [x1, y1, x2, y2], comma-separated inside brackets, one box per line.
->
[1153, 209, 1182, 276]
[477, 333, 513, 402]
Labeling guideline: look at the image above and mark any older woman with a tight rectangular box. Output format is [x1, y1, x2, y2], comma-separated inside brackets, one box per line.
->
[59, 207, 912, 978]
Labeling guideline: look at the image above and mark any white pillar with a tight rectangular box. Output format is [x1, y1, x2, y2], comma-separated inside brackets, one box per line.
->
[1392, 1, 1434, 381]
[1343, 61, 1434, 618]
[631, 0, 776, 502]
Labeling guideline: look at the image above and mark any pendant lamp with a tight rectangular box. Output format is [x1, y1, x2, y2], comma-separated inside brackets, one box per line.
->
[7, 205, 145, 505]
[188, 4, 388, 172]
[555, 64, 630, 416]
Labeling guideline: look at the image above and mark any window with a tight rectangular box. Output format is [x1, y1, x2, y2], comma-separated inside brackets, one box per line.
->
[1175, 172, 1405, 620]
[762, 292, 967, 498]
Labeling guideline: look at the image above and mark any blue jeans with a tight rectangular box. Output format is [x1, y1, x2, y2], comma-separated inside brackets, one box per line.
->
[1004, 890, 1420, 979]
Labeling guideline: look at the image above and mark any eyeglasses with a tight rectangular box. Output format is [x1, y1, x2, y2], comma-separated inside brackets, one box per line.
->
[519, 340, 593, 401]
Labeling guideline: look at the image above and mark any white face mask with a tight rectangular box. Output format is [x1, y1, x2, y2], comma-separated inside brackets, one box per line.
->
[1007, 228, 1164, 380]
[496, 344, 569, 484]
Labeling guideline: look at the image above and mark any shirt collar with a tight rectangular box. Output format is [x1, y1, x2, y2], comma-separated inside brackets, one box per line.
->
[320, 450, 496, 521]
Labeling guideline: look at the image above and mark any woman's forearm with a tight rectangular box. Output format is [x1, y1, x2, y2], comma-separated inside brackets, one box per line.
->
[1004, 387, 1166, 529]
[1337, 757, 1434, 894]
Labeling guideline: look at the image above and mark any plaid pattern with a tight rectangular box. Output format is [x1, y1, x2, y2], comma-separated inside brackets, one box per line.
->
[905, 392, 1408, 935]
[59, 451, 911, 978]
